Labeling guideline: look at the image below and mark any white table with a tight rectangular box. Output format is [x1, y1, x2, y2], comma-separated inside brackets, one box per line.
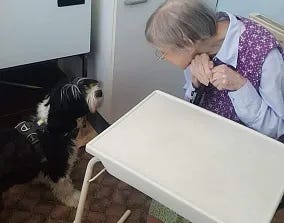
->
[74, 90, 284, 223]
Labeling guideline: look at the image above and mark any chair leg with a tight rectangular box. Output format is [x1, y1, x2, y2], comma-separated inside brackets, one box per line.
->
[74, 157, 99, 223]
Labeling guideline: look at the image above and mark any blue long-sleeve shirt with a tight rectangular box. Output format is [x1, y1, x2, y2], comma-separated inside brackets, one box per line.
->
[184, 12, 284, 138]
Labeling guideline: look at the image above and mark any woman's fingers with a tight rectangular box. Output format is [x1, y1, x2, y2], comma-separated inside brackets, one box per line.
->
[190, 54, 212, 86]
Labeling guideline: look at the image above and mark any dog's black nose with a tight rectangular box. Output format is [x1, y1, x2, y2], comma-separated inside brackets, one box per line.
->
[95, 90, 103, 98]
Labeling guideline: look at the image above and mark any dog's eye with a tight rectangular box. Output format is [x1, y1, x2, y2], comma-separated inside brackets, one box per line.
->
[95, 90, 103, 97]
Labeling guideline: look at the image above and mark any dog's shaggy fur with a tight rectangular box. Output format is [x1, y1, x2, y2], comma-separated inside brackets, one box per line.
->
[0, 77, 102, 208]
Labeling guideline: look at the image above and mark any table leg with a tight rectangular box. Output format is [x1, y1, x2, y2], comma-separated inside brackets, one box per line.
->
[74, 157, 99, 223]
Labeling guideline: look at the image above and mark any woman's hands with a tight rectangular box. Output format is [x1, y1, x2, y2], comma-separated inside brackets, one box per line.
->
[211, 65, 247, 91]
[189, 54, 246, 91]
[189, 54, 213, 88]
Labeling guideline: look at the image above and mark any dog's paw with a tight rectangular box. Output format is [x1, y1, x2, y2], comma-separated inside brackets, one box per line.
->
[63, 190, 81, 208]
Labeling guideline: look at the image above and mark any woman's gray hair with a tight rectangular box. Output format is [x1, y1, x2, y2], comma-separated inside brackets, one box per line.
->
[145, 0, 217, 49]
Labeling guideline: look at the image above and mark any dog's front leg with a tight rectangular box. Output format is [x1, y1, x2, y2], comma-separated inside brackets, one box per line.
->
[35, 172, 80, 208]
[51, 176, 80, 208]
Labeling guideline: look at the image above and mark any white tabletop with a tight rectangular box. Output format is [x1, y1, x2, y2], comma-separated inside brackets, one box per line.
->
[86, 90, 284, 223]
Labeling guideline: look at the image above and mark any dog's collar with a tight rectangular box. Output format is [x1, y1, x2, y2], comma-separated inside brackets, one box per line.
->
[15, 121, 41, 145]
[14, 120, 47, 163]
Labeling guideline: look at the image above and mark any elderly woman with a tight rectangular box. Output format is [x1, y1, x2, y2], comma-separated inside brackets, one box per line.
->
[145, 0, 284, 222]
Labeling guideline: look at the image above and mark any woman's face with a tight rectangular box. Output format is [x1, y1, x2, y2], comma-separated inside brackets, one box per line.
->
[156, 45, 198, 70]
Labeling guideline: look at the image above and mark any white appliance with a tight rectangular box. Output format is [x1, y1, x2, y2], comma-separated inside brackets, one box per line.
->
[0, 0, 91, 69]
[92, 0, 184, 123]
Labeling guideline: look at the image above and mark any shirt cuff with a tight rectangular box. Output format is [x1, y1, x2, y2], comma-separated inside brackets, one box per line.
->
[228, 80, 262, 123]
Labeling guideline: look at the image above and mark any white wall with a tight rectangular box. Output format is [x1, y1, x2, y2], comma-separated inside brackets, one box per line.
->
[218, 0, 284, 24]
[111, 0, 184, 122]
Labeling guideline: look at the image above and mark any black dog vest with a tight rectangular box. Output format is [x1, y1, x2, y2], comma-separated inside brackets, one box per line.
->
[15, 121, 47, 163]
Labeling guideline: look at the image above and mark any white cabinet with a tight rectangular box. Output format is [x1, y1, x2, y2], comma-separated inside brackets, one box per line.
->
[0, 0, 91, 69]
[92, 0, 184, 123]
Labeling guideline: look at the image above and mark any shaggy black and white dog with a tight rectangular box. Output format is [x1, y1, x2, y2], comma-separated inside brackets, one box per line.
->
[0, 77, 102, 208]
